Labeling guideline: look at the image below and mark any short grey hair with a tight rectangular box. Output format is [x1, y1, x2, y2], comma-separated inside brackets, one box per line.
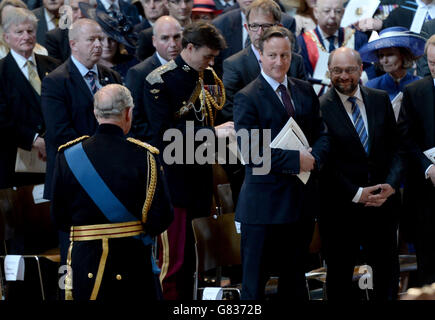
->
[2, 7, 37, 32]
[94, 84, 134, 119]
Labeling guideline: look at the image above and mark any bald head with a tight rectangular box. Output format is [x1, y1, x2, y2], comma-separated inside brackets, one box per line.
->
[68, 18, 101, 41]
[328, 47, 363, 96]
[328, 47, 362, 67]
[152, 15, 183, 61]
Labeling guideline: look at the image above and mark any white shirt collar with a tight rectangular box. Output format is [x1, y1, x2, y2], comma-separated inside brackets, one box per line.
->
[71, 55, 99, 78]
[251, 44, 261, 64]
[433, 78, 435, 87]
[261, 69, 288, 92]
[317, 26, 339, 41]
[156, 51, 168, 65]
[335, 85, 363, 105]
[218, 0, 234, 6]
[10, 49, 36, 69]
[416, 0, 435, 17]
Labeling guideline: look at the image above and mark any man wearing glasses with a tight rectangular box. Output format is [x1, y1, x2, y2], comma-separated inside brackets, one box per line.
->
[297, 0, 369, 80]
[319, 47, 404, 300]
[137, 0, 193, 60]
[212, 0, 297, 75]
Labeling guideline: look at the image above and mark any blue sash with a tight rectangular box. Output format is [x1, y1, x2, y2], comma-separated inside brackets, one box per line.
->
[64, 142, 160, 274]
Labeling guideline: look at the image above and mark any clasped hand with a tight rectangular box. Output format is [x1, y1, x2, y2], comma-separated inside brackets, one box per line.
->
[360, 184, 395, 207]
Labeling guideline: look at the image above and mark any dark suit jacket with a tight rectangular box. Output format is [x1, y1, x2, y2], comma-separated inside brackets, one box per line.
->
[319, 87, 403, 204]
[399, 76, 435, 198]
[219, 46, 306, 123]
[382, 0, 417, 30]
[45, 27, 70, 62]
[0, 52, 60, 188]
[233, 75, 329, 224]
[133, 18, 152, 33]
[212, 8, 297, 74]
[125, 53, 161, 142]
[33, 7, 49, 48]
[417, 19, 435, 77]
[41, 57, 122, 198]
[136, 27, 154, 61]
[96, 0, 141, 25]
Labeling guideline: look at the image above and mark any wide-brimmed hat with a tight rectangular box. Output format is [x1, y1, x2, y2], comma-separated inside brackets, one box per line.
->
[359, 27, 426, 62]
[79, 2, 137, 48]
[192, 0, 222, 14]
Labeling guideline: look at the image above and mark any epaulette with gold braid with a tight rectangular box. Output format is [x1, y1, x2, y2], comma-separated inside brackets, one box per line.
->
[58, 135, 90, 152]
[145, 59, 177, 85]
[127, 137, 160, 155]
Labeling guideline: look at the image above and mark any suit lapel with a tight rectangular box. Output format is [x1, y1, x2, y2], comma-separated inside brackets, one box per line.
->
[246, 47, 260, 81]
[328, 89, 365, 150]
[259, 75, 288, 120]
[5, 53, 40, 105]
[231, 12, 243, 53]
[68, 58, 94, 102]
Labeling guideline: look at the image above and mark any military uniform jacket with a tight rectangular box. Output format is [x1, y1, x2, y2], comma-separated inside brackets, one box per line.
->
[144, 55, 218, 214]
[51, 124, 173, 300]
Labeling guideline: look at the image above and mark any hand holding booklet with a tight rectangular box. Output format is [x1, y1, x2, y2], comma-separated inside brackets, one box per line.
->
[270, 117, 311, 184]
[424, 147, 435, 164]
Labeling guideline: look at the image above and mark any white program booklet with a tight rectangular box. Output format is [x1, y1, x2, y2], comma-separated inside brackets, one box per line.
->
[15, 148, 46, 173]
[424, 147, 435, 164]
[341, 0, 380, 27]
[270, 117, 311, 184]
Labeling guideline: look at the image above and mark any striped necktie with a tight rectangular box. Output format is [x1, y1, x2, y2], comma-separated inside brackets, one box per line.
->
[26, 60, 41, 95]
[348, 96, 368, 154]
[84, 70, 98, 95]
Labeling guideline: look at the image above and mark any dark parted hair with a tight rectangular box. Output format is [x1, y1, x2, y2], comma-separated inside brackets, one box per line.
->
[258, 25, 292, 52]
[181, 21, 227, 51]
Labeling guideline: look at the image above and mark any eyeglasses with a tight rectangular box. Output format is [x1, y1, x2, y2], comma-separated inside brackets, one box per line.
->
[247, 23, 276, 32]
[329, 66, 360, 75]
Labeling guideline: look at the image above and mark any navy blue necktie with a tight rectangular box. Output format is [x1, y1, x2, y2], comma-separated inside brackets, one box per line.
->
[327, 35, 336, 53]
[348, 96, 368, 153]
[278, 84, 295, 117]
[85, 71, 98, 95]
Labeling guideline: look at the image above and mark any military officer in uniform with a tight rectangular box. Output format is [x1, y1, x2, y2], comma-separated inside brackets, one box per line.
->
[144, 21, 234, 299]
[50, 84, 173, 301]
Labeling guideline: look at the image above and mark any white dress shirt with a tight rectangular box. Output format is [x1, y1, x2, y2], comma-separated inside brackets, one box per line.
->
[335, 86, 370, 203]
[416, 0, 435, 20]
[44, 8, 57, 31]
[241, 11, 249, 49]
[10, 49, 37, 80]
[156, 52, 168, 65]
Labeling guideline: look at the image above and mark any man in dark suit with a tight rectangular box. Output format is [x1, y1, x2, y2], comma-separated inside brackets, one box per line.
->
[399, 35, 435, 286]
[96, 0, 141, 25]
[0, 7, 59, 189]
[126, 15, 182, 142]
[136, 0, 192, 61]
[41, 18, 122, 201]
[133, 0, 168, 32]
[220, 0, 306, 124]
[51, 84, 173, 301]
[233, 26, 329, 300]
[417, 19, 435, 77]
[319, 47, 404, 300]
[33, 0, 63, 47]
[298, 0, 368, 79]
[212, 0, 297, 74]
[45, 0, 90, 62]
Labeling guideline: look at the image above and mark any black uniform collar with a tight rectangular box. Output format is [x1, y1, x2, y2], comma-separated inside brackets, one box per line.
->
[175, 55, 199, 77]
[96, 123, 125, 137]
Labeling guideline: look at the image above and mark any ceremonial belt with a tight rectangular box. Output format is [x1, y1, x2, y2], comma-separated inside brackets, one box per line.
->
[63, 142, 158, 301]
[69, 221, 143, 241]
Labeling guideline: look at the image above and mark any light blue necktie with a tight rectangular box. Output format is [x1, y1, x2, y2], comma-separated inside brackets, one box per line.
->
[348, 96, 368, 154]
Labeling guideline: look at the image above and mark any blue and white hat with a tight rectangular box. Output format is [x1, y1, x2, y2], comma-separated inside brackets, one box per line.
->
[359, 27, 427, 63]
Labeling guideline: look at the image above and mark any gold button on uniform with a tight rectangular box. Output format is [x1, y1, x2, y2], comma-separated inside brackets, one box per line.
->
[88, 273, 93, 279]
[116, 274, 122, 280]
